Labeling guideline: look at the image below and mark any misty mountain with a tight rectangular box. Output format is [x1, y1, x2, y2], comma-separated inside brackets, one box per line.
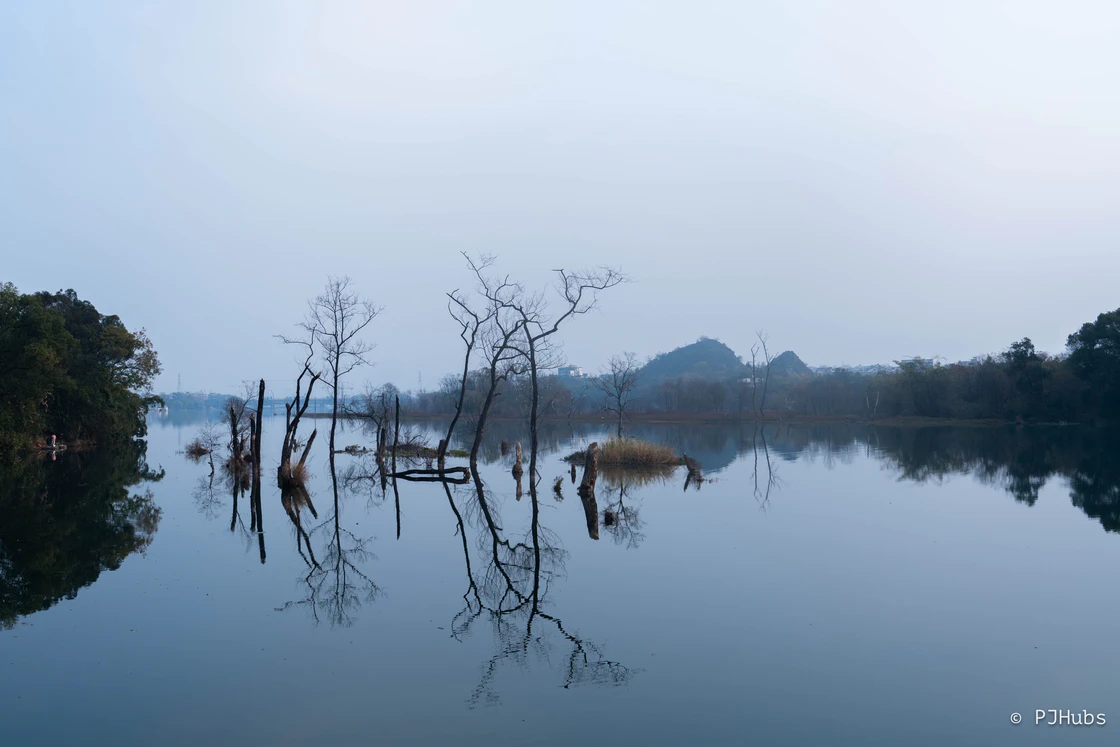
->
[636, 338, 809, 384]
[639, 338, 746, 382]
[769, 351, 810, 376]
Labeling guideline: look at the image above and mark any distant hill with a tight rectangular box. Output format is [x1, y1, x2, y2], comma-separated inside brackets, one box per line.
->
[639, 337, 745, 382]
[769, 350, 810, 376]
[635, 338, 811, 385]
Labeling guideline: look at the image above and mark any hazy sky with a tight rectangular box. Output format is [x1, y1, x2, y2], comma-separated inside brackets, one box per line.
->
[4, 1, 1118, 395]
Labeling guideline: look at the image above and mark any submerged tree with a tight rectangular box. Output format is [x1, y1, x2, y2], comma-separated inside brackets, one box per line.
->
[441, 255, 624, 473]
[754, 330, 775, 417]
[442, 257, 500, 466]
[445, 256, 527, 467]
[508, 265, 625, 489]
[288, 276, 381, 456]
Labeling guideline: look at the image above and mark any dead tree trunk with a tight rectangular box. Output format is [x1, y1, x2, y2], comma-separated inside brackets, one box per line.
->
[252, 380, 265, 547]
[683, 453, 703, 491]
[578, 442, 599, 497]
[253, 380, 265, 469]
[279, 363, 321, 489]
[391, 395, 401, 476]
[229, 404, 241, 464]
[576, 442, 600, 538]
[512, 442, 523, 478]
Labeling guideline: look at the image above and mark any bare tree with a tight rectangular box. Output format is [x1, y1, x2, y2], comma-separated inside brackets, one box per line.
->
[755, 330, 775, 418]
[748, 341, 760, 419]
[446, 254, 527, 467]
[508, 266, 625, 490]
[287, 276, 381, 456]
[471, 305, 526, 466]
[188, 420, 224, 474]
[347, 382, 398, 455]
[279, 340, 322, 489]
[442, 255, 499, 466]
[591, 352, 640, 437]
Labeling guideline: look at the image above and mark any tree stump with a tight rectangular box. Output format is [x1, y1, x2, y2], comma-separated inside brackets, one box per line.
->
[512, 441, 524, 479]
[578, 442, 599, 497]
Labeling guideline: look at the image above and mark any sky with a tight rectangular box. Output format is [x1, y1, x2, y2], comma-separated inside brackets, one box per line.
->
[3, 1, 1119, 395]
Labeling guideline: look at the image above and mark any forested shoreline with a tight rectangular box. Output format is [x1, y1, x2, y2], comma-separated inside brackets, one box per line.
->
[343, 308, 1120, 427]
[0, 284, 161, 453]
[5, 272, 1118, 458]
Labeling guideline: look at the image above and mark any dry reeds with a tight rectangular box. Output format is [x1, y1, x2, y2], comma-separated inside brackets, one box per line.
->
[566, 438, 682, 469]
[289, 461, 310, 487]
[184, 439, 210, 462]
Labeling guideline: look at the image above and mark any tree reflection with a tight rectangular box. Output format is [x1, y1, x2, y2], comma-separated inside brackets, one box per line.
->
[0, 442, 163, 629]
[761, 424, 1120, 533]
[446, 456, 634, 706]
[191, 471, 223, 520]
[600, 479, 645, 549]
[277, 456, 381, 627]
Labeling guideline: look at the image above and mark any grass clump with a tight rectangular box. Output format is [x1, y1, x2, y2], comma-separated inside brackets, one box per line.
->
[564, 438, 682, 468]
[184, 439, 211, 462]
[289, 461, 310, 487]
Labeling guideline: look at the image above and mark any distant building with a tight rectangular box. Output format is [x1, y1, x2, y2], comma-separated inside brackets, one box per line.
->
[557, 365, 585, 378]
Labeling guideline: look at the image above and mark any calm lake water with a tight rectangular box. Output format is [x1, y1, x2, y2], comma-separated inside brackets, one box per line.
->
[3, 416, 1120, 746]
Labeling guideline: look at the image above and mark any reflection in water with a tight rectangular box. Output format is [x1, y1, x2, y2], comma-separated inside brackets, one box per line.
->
[601, 480, 645, 549]
[753, 424, 1120, 532]
[328, 427, 634, 700]
[277, 456, 382, 627]
[0, 442, 163, 629]
[447, 464, 635, 705]
[280, 473, 319, 568]
[171, 418, 1120, 704]
[750, 426, 781, 509]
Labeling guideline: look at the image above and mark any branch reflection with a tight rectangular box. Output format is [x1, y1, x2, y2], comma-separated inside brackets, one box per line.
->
[446, 450, 635, 706]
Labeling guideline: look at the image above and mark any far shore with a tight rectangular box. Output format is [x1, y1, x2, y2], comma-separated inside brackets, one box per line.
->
[300, 411, 1087, 428]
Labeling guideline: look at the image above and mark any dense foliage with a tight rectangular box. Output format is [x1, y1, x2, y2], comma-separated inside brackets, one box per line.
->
[0, 284, 161, 451]
[775, 310, 1119, 422]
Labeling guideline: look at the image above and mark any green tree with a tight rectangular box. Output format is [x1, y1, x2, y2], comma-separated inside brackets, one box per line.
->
[1067, 308, 1120, 417]
[1000, 337, 1049, 418]
[0, 285, 161, 451]
[0, 284, 76, 450]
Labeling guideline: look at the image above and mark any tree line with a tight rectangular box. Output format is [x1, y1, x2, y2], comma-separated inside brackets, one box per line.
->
[372, 307, 1120, 425]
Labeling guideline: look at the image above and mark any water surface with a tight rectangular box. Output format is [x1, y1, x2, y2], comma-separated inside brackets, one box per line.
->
[3, 417, 1119, 746]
